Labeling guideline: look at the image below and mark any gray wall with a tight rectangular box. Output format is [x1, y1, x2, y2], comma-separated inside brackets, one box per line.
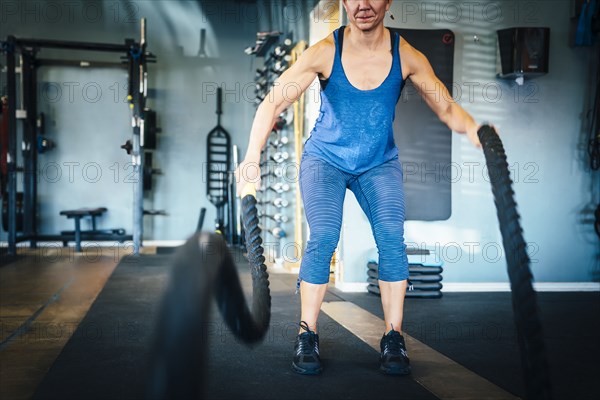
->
[338, 0, 599, 283]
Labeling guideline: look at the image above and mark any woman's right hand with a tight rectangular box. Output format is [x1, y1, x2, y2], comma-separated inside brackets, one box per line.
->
[235, 158, 261, 197]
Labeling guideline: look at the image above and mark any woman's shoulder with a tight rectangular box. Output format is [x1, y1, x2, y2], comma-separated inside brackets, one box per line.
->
[304, 32, 336, 78]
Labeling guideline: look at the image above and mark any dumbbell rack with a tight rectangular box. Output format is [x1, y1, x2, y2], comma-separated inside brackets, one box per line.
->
[246, 32, 298, 265]
[366, 249, 444, 298]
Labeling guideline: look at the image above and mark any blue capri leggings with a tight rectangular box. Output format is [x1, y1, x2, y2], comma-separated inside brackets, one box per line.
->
[296, 153, 409, 292]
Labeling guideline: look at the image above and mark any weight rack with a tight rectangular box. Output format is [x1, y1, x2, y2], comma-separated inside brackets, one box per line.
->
[246, 32, 301, 263]
[0, 18, 156, 255]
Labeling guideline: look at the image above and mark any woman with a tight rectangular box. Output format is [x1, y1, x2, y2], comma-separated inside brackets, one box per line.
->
[235, 0, 482, 376]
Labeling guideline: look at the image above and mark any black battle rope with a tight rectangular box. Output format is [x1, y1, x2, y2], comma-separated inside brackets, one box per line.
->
[478, 125, 552, 400]
[146, 187, 270, 399]
[147, 126, 551, 399]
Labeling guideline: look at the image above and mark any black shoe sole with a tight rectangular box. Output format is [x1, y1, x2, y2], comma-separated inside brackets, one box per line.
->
[379, 364, 411, 376]
[292, 362, 323, 375]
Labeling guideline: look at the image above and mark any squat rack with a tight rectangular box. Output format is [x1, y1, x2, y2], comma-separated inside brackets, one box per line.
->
[0, 18, 155, 256]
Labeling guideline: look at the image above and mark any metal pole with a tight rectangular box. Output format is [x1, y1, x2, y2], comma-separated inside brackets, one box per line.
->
[129, 57, 142, 255]
[22, 49, 37, 247]
[36, 59, 126, 69]
[30, 52, 38, 247]
[132, 125, 143, 255]
[6, 37, 17, 255]
[233, 145, 242, 245]
[140, 18, 146, 48]
[14, 38, 129, 53]
[130, 18, 147, 255]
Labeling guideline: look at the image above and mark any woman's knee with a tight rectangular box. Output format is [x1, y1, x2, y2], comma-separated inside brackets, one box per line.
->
[373, 223, 406, 249]
[378, 262, 409, 282]
[376, 240, 409, 281]
[304, 234, 339, 262]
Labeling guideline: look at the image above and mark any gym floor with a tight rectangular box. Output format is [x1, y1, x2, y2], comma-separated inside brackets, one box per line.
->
[0, 247, 599, 400]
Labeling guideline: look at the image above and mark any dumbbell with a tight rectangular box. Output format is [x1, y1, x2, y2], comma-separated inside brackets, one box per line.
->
[273, 38, 293, 59]
[269, 227, 287, 239]
[255, 85, 266, 95]
[259, 212, 289, 223]
[255, 67, 268, 79]
[271, 60, 289, 74]
[270, 151, 289, 163]
[273, 198, 288, 208]
[268, 182, 290, 193]
[271, 213, 289, 223]
[255, 77, 268, 90]
[269, 137, 289, 149]
[257, 198, 289, 208]
[257, 182, 288, 193]
[260, 165, 284, 179]
[254, 96, 265, 106]
[260, 167, 285, 180]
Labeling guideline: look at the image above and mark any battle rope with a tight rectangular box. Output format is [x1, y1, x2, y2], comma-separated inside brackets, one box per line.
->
[146, 185, 270, 399]
[147, 126, 551, 400]
[478, 125, 552, 400]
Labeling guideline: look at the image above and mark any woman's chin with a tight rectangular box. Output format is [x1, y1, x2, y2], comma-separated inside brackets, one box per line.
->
[353, 17, 380, 30]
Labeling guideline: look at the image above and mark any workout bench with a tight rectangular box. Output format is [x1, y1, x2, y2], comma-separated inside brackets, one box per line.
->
[60, 208, 126, 252]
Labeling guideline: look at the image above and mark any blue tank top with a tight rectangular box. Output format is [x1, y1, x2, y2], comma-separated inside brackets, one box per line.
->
[304, 26, 405, 174]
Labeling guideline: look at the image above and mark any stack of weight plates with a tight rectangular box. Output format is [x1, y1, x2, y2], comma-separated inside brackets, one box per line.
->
[367, 248, 443, 298]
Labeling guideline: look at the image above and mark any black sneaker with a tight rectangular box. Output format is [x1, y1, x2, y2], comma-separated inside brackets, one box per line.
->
[291, 321, 323, 375]
[379, 329, 411, 375]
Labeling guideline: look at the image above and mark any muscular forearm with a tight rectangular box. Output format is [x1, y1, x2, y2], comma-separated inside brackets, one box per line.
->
[439, 102, 482, 148]
[244, 100, 279, 163]
[442, 103, 477, 133]
[443, 103, 478, 134]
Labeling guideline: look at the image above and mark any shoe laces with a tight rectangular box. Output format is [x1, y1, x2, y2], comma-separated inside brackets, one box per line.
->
[382, 330, 403, 356]
[297, 321, 318, 355]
